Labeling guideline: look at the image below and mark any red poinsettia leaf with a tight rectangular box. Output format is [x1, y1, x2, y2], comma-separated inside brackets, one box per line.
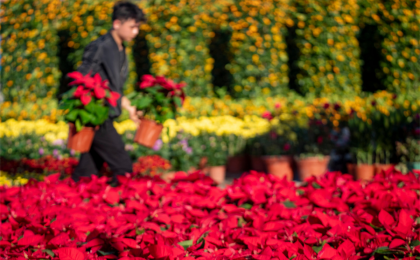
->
[44, 173, 61, 184]
[81, 94, 92, 106]
[337, 239, 355, 257]
[122, 238, 139, 249]
[318, 244, 338, 259]
[170, 214, 185, 224]
[17, 235, 43, 246]
[104, 189, 120, 204]
[148, 245, 172, 258]
[85, 238, 104, 248]
[56, 247, 85, 260]
[389, 238, 406, 249]
[67, 71, 84, 79]
[395, 210, 414, 236]
[48, 232, 70, 247]
[378, 210, 395, 227]
[94, 85, 106, 99]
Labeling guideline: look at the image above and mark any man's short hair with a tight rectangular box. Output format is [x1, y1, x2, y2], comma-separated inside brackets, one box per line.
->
[112, 1, 147, 23]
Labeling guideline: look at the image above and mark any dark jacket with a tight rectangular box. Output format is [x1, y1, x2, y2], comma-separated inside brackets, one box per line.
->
[76, 30, 129, 119]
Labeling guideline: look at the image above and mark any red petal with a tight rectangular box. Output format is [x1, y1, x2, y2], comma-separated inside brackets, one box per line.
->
[56, 247, 85, 260]
[67, 71, 84, 79]
[122, 238, 139, 249]
[337, 239, 355, 257]
[389, 238, 406, 249]
[81, 94, 92, 106]
[148, 245, 172, 258]
[94, 85, 106, 99]
[378, 210, 395, 227]
[17, 235, 43, 246]
[395, 210, 414, 236]
[318, 244, 338, 259]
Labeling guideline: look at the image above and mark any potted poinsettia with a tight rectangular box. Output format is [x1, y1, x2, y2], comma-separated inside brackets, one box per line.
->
[127, 74, 185, 148]
[59, 71, 120, 153]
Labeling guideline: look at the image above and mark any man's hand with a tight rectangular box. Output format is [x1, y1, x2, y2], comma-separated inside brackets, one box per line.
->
[128, 105, 141, 124]
[122, 96, 143, 124]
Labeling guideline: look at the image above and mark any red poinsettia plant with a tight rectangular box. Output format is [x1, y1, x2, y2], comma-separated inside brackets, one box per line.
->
[127, 74, 186, 124]
[59, 72, 121, 131]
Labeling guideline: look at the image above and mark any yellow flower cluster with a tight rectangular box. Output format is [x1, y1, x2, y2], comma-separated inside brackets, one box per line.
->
[0, 115, 278, 145]
[0, 172, 29, 187]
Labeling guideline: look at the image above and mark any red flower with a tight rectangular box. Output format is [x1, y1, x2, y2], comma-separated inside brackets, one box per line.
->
[93, 85, 106, 99]
[323, 103, 330, 109]
[80, 94, 92, 106]
[139, 74, 156, 89]
[262, 111, 273, 120]
[73, 86, 88, 98]
[317, 136, 323, 144]
[283, 143, 291, 151]
[106, 91, 121, 107]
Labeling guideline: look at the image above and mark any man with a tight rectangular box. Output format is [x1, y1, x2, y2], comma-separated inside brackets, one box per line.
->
[71, 1, 146, 185]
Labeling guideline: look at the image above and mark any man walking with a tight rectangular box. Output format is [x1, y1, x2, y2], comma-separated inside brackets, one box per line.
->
[71, 1, 146, 186]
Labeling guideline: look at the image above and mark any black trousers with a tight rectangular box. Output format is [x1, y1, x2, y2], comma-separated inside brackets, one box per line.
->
[72, 119, 133, 183]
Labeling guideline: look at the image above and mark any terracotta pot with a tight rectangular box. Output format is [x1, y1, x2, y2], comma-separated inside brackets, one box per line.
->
[250, 156, 266, 172]
[198, 157, 208, 169]
[347, 163, 356, 177]
[134, 119, 163, 148]
[209, 166, 226, 184]
[296, 156, 330, 181]
[67, 123, 96, 153]
[263, 156, 293, 181]
[226, 155, 249, 173]
[374, 164, 395, 175]
[355, 164, 375, 181]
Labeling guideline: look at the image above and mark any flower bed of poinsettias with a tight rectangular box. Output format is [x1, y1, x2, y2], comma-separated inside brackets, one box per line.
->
[1, 169, 419, 260]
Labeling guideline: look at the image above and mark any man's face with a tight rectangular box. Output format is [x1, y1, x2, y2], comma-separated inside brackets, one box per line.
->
[114, 18, 140, 42]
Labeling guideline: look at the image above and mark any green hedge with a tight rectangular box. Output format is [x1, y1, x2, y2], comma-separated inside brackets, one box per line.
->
[1, 0, 419, 102]
[1, 0, 62, 101]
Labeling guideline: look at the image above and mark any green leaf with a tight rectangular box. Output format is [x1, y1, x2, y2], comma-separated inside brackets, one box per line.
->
[65, 109, 80, 122]
[75, 119, 82, 132]
[50, 217, 56, 224]
[239, 203, 252, 209]
[297, 189, 305, 195]
[174, 96, 182, 107]
[312, 244, 324, 253]
[43, 249, 55, 257]
[283, 201, 296, 208]
[374, 246, 394, 255]
[79, 110, 94, 125]
[85, 102, 97, 114]
[135, 96, 153, 109]
[312, 182, 321, 189]
[136, 228, 145, 235]
[178, 240, 193, 250]
[411, 240, 420, 247]
[238, 217, 246, 228]
[397, 182, 405, 188]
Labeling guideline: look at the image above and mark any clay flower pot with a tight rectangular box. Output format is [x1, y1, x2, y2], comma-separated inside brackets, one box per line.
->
[374, 164, 395, 175]
[134, 119, 163, 148]
[226, 155, 249, 173]
[263, 155, 293, 181]
[209, 166, 226, 185]
[355, 164, 375, 181]
[296, 156, 330, 181]
[250, 156, 266, 172]
[67, 123, 96, 153]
